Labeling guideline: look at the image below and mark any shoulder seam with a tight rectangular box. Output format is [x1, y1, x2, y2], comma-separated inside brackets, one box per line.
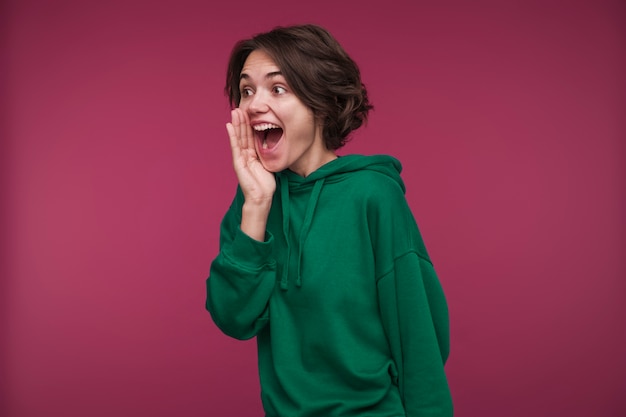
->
[375, 250, 433, 282]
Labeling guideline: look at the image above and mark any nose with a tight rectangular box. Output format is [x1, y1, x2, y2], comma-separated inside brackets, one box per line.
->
[245, 90, 269, 114]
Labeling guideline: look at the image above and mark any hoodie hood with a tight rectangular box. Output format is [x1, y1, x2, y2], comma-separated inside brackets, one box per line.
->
[275, 154, 404, 290]
[278, 154, 405, 191]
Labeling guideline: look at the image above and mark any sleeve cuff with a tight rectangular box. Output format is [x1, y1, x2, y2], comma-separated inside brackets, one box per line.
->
[227, 227, 275, 269]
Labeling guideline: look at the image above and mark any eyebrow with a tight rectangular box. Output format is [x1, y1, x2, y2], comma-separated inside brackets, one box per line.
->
[239, 71, 283, 81]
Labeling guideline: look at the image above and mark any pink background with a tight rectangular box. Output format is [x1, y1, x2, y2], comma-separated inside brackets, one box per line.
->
[2, 0, 625, 416]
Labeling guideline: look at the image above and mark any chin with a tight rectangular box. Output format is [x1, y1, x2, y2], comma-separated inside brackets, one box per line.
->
[260, 159, 285, 173]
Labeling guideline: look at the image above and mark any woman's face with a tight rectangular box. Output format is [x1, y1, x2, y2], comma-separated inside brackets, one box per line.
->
[238, 49, 335, 177]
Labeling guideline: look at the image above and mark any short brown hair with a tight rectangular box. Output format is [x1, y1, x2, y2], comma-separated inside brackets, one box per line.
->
[225, 24, 373, 150]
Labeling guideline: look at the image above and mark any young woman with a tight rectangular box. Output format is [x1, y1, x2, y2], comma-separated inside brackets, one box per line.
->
[206, 24, 453, 417]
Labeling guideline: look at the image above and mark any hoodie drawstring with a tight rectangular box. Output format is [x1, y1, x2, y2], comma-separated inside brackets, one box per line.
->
[279, 175, 326, 290]
[280, 176, 291, 290]
[295, 178, 325, 287]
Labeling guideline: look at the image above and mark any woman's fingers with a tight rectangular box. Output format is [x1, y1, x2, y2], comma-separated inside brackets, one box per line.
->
[226, 121, 239, 159]
[229, 108, 256, 152]
[227, 109, 243, 155]
[227, 108, 260, 168]
[240, 110, 254, 150]
[225, 108, 276, 203]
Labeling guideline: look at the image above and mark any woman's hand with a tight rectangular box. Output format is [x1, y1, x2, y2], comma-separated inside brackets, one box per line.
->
[226, 108, 275, 241]
[226, 108, 276, 204]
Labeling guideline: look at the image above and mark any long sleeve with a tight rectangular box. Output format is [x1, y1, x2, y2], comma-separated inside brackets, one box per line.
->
[377, 252, 453, 416]
[206, 188, 276, 340]
[366, 172, 453, 416]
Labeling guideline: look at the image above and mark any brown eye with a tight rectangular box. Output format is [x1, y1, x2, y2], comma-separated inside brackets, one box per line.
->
[273, 86, 287, 95]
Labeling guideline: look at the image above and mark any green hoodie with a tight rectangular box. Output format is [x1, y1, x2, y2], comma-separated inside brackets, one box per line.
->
[206, 154, 452, 417]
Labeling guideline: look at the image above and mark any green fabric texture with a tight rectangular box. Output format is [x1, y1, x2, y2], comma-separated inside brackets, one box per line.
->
[206, 154, 453, 417]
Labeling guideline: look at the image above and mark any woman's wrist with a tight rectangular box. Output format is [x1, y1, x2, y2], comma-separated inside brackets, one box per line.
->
[240, 200, 271, 241]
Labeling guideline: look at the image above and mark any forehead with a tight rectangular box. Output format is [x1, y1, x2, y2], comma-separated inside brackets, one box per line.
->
[240, 50, 281, 78]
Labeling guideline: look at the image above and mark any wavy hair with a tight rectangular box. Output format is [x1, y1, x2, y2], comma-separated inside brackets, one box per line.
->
[225, 24, 373, 150]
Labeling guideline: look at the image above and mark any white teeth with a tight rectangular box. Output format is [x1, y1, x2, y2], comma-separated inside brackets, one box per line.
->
[253, 123, 280, 131]
[262, 140, 268, 149]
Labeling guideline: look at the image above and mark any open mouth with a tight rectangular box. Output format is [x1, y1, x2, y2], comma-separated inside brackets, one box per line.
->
[253, 123, 283, 151]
